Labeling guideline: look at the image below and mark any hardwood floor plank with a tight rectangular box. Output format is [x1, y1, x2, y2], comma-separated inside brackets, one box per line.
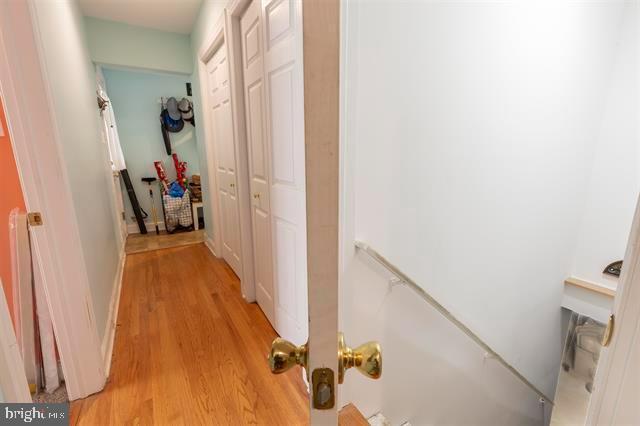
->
[71, 244, 309, 425]
[125, 230, 206, 254]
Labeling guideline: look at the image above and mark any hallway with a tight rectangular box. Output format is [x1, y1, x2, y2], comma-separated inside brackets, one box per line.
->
[70, 244, 309, 424]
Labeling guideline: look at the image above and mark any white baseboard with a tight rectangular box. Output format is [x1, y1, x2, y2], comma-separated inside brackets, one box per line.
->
[127, 220, 165, 234]
[101, 248, 126, 378]
[204, 235, 218, 257]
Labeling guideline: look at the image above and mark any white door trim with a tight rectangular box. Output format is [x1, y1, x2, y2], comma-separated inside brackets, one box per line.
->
[587, 195, 640, 425]
[0, 0, 106, 400]
[198, 10, 257, 302]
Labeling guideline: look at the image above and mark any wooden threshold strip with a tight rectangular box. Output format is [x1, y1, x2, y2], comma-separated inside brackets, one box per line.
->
[564, 277, 616, 298]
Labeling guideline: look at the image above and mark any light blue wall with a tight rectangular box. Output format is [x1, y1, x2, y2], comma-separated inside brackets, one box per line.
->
[103, 68, 200, 228]
[85, 17, 193, 75]
[31, 1, 120, 342]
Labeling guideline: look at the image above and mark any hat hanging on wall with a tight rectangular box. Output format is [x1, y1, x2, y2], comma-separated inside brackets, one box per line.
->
[161, 108, 184, 133]
[166, 97, 182, 121]
[159, 97, 184, 155]
[178, 97, 195, 126]
[161, 97, 184, 134]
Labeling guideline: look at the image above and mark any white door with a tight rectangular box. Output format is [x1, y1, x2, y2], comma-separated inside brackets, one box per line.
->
[266, 1, 345, 422]
[96, 73, 127, 247]
[113, 175, 126, 238]
[261, 0, 309, 346]
[112, 172, 127, 241]
[299, 0, 341, 421]
[240, 0, 275, 325]
[588, 199, 640, 424]
[101, 133, 127, 245]
[206, 46, 242, 277]
[277, 1, 640, 425]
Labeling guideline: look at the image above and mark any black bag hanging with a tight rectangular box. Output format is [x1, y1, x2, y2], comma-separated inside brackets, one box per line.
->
[120, 169, 147, 234]
[160, 111, 172, 155]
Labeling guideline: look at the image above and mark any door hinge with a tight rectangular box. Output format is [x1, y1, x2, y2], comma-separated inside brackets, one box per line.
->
[121, 211, 126, 221]
[27, 212, 44, 227]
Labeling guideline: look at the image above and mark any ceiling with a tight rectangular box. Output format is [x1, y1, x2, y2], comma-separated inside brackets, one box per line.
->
[78, 0, 203, 35]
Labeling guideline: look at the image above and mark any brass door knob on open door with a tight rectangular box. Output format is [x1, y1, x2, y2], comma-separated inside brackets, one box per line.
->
[268, 338, 308, 374]
[337, 332, 381, 383]
[268, 333, 381, 384]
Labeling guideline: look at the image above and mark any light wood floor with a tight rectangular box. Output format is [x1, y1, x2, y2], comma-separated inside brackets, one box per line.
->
[71, 243, 309, 425]
[125, 229, 206, 254]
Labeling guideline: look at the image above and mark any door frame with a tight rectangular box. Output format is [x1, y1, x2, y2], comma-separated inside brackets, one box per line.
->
[198, 10, 257, 302]
[587, 196, 640, 424]
[0, 0, 106, 399]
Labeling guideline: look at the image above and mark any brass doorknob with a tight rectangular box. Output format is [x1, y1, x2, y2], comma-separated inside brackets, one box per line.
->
[268, 338, 307, 374]
[338, 332, 381, 384]
[267, 334, 381, 384]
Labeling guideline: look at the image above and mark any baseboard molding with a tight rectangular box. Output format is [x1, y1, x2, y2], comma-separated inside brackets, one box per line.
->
[127, 221, 165, 234]
[101, 248, 126, 378]
[204, 235, 218, 257]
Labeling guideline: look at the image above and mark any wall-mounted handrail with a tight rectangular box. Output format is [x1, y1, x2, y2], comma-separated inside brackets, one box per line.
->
[354, 240, 554, 404]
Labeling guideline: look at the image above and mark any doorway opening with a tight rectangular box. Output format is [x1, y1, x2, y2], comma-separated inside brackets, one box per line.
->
[96, 65, 206, 255]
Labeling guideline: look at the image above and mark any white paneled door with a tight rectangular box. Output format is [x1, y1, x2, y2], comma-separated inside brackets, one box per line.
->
[206, 46, 242, 277]
[261, 0, 308, 346]
[240, 0, 275, 326]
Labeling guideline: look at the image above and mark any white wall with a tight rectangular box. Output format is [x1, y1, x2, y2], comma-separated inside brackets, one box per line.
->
[341, 258, 552, 424]
[189, 0, 228, 245]
[340, 1, 630, 424]
[30, 0, 120, 343]
[570, 5, 639, 289]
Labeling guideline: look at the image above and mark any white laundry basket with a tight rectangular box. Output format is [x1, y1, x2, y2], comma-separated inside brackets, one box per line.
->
[161, 189, 194, 233]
